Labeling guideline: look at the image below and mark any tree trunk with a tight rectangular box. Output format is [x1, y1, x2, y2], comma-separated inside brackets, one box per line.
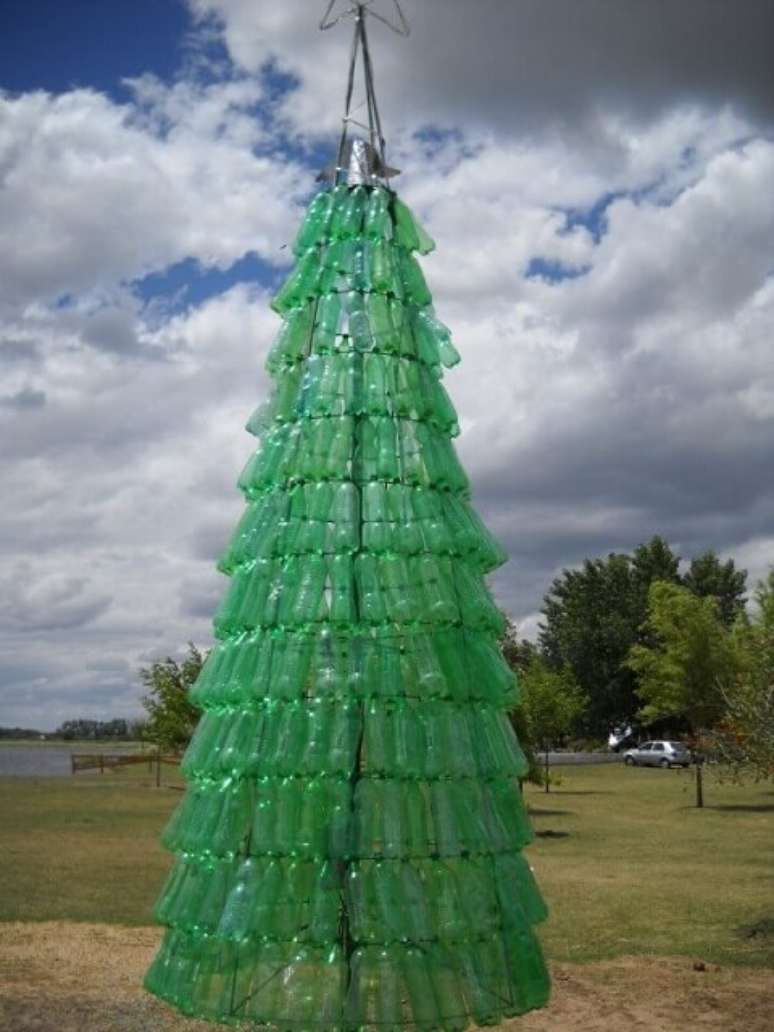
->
[695, 758, 704, 808]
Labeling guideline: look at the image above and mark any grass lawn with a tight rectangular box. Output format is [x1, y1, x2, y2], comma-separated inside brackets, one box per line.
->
[529, 765, 774, 966]
[0, 764, 772, 967]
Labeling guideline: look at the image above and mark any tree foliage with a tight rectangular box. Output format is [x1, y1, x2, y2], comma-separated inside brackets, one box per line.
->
[519, 657, 587, 748]
[537, 536, 750, 739]
[499, 618, 542, 784]
[519, 656, 587, 791]
[55, 718, 130, 740]
[703, 572, 774, 781]
[499, 617, 539, 673]
[632, 536, 681, 596]
[682, 550, 747, 627]
[626, 581, 736, 731]
[140, 644, 203, 752]
[539, 537, 682, 735]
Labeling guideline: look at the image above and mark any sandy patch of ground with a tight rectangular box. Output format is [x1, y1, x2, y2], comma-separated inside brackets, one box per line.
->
[0, 923, 772, 1032]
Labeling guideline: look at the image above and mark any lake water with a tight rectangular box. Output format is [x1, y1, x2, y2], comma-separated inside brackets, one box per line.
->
[0, 746, 102, 777]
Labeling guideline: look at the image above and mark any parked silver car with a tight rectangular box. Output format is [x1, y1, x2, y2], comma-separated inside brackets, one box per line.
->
[624, 740, 691, 768]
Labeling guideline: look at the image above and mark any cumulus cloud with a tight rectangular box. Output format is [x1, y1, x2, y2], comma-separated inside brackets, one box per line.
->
[0, 78, 309, 320]
[187, 0, 774, 137]
[1, 3, 773, 727]
[0, 277, 279, 727]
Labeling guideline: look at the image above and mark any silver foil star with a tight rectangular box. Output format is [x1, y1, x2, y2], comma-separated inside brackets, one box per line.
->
[320, 0, 410, 36]
[317, 138, 400, 185]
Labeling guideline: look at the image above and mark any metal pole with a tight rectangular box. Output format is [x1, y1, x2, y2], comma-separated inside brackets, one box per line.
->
[321, 0, 410, 186]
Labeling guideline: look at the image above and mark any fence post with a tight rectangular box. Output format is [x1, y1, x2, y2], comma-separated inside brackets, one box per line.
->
[99, 754, 104, 774]
[156, 747, 161, 788]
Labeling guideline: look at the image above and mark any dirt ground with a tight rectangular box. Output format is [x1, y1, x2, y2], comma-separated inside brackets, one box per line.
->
[1, 923, 772, 1032]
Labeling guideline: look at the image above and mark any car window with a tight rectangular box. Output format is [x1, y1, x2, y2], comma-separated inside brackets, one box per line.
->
[639, 743, 652, 751]
[652, 743, 664, 751]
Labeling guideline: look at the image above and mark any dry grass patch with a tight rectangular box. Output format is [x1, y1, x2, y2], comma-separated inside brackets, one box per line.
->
[1, 922, 773, 1032]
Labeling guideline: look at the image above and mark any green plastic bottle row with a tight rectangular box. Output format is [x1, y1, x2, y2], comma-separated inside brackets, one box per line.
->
[219, 481, 506, 573]
[292, 184, 435, 257]
[161, 772, 531, 861]
[213, 553, 502, 635]
[191, 626, 518, 710]
[253, 352, 459, 435]
[145, 924, 549, 1029]
[266, 294, 460, 373]
[154, 852, 546, 949]
[238, 415, 469, 493]
[342, 933, 550, 1030]
[273, 237, 432, 314]
[180, 697, 526, 782]
[145, 933, 346, 1029]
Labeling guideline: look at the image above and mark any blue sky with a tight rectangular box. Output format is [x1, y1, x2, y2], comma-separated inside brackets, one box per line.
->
[3, 2, 303, 312]
[1, 1, 773, 729]
[2, 1, 188, 97]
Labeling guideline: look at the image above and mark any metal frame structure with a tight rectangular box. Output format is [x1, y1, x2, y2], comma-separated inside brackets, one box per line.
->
[319, 1, 410, 185]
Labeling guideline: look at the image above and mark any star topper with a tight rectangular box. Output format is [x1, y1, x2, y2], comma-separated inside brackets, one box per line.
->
[320, 0, 410, 36]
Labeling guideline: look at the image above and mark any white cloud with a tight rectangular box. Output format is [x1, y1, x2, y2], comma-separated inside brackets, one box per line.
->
[1, 282, 279, 726]
[1, 4, 773, 726]
[186, 0, 774, 138]
[0, 79, 308, 320]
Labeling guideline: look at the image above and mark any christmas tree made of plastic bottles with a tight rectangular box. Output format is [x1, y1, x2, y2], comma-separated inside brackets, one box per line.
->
[145, 9, 551, 1029]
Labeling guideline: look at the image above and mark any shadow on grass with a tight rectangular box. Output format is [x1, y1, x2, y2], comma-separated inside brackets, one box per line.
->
[737, 917, 774, 940]
[528, 808, 574, 817]
[535, 829, 570, 839]
[553, 790, 614, 796]
[705, 803, 774, 814]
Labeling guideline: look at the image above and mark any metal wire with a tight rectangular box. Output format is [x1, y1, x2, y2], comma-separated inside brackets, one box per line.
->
[321, 1, 409, 185]
[320, 0, 410, 37]
[334, 10, 362, 178]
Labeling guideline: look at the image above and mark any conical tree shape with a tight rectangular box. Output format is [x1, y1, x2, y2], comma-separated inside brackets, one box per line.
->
[144, 183, 551, 1029]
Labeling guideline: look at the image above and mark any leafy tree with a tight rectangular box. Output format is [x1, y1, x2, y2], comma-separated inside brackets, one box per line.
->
[140, 644, 204, 752]
[704, 572, 774, 781]
[519, 657, 587, 792]
[499, 616, 539, 673]
[626, 581, 738, 805]
[499, 618, 542, 784]
[632, 535, 681, 596]
[683, 550, 747, 627]
[127, 717, 148, 741]
[539, 537, 683, 738]
[55, 718, 130, 740]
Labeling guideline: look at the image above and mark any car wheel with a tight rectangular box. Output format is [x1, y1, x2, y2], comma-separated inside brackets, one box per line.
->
[624, 756, 635, 766]
[659, 758, 670, 768]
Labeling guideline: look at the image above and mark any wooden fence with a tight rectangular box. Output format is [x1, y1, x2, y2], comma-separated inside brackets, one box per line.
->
[70, 751, 180, 786]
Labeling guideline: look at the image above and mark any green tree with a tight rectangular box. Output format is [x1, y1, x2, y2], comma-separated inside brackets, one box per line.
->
[539, 537, 685, 737]
[626, 581, 738, 806]
[632, 535, 681, 597]
[499, 618, 541, 784]
[705, 572, 774, 781]
[140, 643, 204, 752]
[519, 657, 587, 792]
[499, 615, 539, 673]
[683, 550, 747, 627]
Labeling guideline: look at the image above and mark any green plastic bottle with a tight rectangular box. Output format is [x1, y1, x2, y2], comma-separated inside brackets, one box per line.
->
[144, 182, 551, 1030]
